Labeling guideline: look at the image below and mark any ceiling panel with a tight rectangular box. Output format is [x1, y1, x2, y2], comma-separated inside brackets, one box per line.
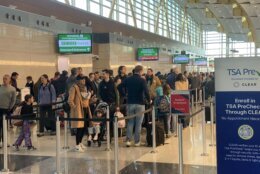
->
[241, 4, 258, 17]
[219, 18, 248, 33]
[208, 4, 234, 18]
[250, 17, 260, 29]
[202, 24, 217, 31]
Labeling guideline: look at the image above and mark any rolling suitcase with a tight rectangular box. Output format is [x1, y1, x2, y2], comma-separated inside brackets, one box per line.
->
[146, 122, 165, 147]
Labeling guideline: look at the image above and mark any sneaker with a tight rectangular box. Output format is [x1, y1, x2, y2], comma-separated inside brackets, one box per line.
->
[27, 146, 37, 151]
[75, 145, 84, 152]
[37, 133, 44, 137]
[134, 142, 141, 147]
[126, 141, 131, 147]
[13, 145, 19, 151]
[80, 143, 87, 150]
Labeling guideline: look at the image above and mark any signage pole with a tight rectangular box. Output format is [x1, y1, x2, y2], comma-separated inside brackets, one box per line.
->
[178, 122, 184, 174]
[210, 101, 215, 147]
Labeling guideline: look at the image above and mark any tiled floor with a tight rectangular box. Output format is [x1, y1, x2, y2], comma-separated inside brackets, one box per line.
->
[0, 106, 217, 174]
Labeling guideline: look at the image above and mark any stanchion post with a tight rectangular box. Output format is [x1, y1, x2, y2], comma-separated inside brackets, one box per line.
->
[37, 107, 40, 133]
[191, 95, 194, 111]
[55, 116, 62, 174]
[2, 114, 9, 173]
[63, 113, 69, 149]
[178, 122, 184, 174]
[210, 101, 216, 147]
[201, 106, 209, 156]
[199, 89, 202, 104]
[105, 106, 111, 151]
[113, 116, 119, 174]
[176, 115, 179, 137]
[151, 107, 157, 153]
[195, 88, 198, 106]
[190, 95, 194, 127]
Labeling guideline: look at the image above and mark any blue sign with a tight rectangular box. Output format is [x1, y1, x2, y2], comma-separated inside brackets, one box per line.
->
[216, 92, 260, 174]
[215, 58, 260, 174]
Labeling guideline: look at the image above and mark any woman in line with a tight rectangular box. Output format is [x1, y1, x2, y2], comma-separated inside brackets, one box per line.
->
[68, 76, 91, 152]
[175, 73, 189, 90]
[175, 73, 190, 128]
[37, 74, 56, 137]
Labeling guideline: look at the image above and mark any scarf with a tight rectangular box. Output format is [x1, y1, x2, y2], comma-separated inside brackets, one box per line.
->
[76, 81, 90, 100]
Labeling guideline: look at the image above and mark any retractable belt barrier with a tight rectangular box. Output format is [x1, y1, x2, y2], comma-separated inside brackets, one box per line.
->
[1, 97, 210, 174]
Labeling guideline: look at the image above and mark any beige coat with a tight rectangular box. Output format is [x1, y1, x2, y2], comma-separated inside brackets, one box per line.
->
[175, 81, 189, 90]
[68, 84, 85, 129]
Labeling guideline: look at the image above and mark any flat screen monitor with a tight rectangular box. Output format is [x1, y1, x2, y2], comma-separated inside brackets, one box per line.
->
[137, 48, 159, 61]
[173, 55, 190, 64]
[194, 58, 207, 66]
[57, 33, 92, 54]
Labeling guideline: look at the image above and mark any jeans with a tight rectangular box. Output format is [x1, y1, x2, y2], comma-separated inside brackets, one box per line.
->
[126, 104, 145, 143]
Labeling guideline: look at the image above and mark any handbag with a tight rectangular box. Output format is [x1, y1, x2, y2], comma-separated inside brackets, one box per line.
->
[63, 102, 70, 113]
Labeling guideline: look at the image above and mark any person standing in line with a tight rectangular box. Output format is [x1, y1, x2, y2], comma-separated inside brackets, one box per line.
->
[166, 67, 179, 90]
[118, 65, 150, 147]
[156, 84, 171, 138]
[144, 68, 161, 127]
[65, 68, 78, 136]
[190, 72, 201, 102]
[68, 76, 90, 152]
[88, 73, 98, 115]
[0, 75, 16, 147]
[115, 66, 127, 82]
[94, 71, 101, 97]
[50, 72, 60, 83]
[115, 66, 127, 115]
[175, 73, 189, 90]
[13, 94, 36, 151]
[37, 74, 57, 137]
[99, 69, 117, 139]
[65, 68, 78, 100]
[77, 67, 94, 93]
[25, 76, 34, 97]
[11, 72, 20, 92]
[89, 73, 97, 96]
[146, 68, 161, 100]
[33, 77, 42, 102]
[99, 69, 117, 107]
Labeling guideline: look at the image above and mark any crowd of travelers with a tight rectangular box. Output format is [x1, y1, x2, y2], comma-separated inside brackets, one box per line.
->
[0, 65, 215, 152]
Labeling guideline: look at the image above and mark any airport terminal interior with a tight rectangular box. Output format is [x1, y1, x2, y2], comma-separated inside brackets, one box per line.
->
[0, 0, 259, 173]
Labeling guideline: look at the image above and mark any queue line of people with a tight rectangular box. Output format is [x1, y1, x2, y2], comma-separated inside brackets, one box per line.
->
[0, 66, 215, 152]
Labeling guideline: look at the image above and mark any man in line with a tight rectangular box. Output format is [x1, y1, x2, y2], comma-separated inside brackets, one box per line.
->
[11, 72, 20, 92]
[166, 67, 179, 90]
[118, 65, 150, 147]
[0, 75, 16, 146]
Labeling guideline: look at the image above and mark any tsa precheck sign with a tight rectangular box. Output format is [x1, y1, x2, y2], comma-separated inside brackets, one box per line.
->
[215, 57, 260, 174]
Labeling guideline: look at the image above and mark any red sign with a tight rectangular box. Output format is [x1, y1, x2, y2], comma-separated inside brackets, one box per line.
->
[171, 91, 190, 115]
